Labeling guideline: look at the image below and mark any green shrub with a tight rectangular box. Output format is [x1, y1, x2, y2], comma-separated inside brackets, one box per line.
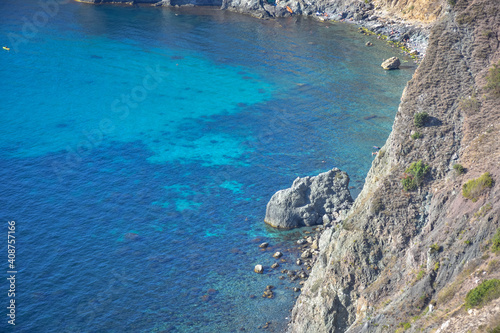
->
[447, 0, 456, 5]
[401, 160, 430, 191]
[414, 112, 429, 128]
[490, 325, 500, 333]
[465, 279, 500, 309]
[492, 228, 500, 253]
[430, 243, 442, 254]
[462, 172, 494, 202]
[416, 269, 425, 281]
[453, 164, 465, 175]
[485, 60, 500, 97]
[411, 132, 422, 140]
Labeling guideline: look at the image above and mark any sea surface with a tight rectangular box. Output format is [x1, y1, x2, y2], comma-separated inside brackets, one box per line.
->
[0, 1, 414, 332]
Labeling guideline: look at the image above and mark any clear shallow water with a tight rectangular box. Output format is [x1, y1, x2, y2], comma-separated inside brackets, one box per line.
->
[0, 1, 414, 332]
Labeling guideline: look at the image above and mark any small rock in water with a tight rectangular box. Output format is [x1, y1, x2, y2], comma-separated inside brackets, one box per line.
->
[273, 251, 283, 258]
[271, 262, 279, 269]
[262, 289, 274, 299]
[254, 265, 264, 274]
[297, 238, 307, 245]
[124, 232, 140, 241]
[381, 57, 401, 70]
[293, 287, 301, 292]
[366, 41, 373, 46]
[301, 249, 312, 259]
[259, 242, 269, 248]
[296, 258, 302, 265]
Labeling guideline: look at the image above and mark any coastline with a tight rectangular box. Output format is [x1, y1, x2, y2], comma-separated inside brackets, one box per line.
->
[75, 0, 431, 59]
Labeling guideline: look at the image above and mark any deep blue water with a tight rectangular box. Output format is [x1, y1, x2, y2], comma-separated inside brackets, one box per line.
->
[0, 1, 414, 332]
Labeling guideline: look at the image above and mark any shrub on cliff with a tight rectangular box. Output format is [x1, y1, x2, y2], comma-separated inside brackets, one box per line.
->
[462, 172, 494, 202]
[465, 279, 500, 309]
[401, 160, 430, 191]
[492, 228, 500, 253]
[485, 60, 500, 97]
[414, 112, 429, 128]
[453, 163, 465, 175]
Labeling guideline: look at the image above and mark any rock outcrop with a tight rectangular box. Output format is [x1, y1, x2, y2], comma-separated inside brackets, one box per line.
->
[381, 56, 400, 70]
[288, 0, 500, 331]
[264, 168, 353, 229]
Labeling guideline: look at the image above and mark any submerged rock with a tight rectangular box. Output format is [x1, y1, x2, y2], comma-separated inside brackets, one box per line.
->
[381, 56, 401, 70]
[264, 168, 353, 229]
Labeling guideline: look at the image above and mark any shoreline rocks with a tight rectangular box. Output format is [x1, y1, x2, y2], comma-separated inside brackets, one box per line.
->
[381, 56, 401, 70]
[264, 168, 353, 229]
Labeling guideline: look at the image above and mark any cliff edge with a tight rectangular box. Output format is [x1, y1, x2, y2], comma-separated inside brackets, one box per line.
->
[289, 0, 500, 331]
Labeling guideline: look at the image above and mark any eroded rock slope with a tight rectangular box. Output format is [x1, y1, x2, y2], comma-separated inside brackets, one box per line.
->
[289, 0, 500, 331]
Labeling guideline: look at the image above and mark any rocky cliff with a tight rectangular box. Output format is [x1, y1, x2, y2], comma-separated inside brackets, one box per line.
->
[288, 0, 500, 331]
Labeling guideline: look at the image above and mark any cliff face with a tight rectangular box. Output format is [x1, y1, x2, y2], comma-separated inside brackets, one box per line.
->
[289, 0, 500, 331]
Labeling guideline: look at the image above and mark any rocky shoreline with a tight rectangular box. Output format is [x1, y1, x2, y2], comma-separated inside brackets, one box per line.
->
[78, 0, 431, 58]
[252, 223, 332, 329]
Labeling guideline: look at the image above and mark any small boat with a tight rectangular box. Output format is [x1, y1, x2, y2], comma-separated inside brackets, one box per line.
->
[3, 46, 10, 51]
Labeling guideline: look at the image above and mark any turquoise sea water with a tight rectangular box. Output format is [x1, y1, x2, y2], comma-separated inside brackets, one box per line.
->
[0, 1, 414, 332]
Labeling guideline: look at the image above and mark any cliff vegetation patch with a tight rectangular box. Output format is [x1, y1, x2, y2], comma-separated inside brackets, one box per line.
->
[414, 112, 429, 128]
[465, 279, 500, 309]
[492, 228, 500, 253]
[462, 172, 494, 202]
[401, 160, 430, 191]
[459, 92, 480, 113]
[485, 60, 500, 97]
[453, 163, 465, 175]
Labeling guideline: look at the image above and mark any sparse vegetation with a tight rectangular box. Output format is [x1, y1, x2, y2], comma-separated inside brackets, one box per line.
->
[414, 112, 429, 128]
[411, 132, 422, 140]
[465, 279, 500, 309]
[416, 269, 425, 281]
[483, 30, 494, 38]
[401, 160, 430, 191]
[447, 0, 456, 6]
[485, 60, 500, 97]
[430, 243, 442, 254]
[474, 203, 492, 218]
[462, 172, 494, 202]
[488, 259, 499, 274]
[492, 228, 500, 253]
[453, 163, 465, 175]
[459, 93, 480, 113]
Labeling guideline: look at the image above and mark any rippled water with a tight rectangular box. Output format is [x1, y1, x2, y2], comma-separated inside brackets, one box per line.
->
[0, 1, 414, 332]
